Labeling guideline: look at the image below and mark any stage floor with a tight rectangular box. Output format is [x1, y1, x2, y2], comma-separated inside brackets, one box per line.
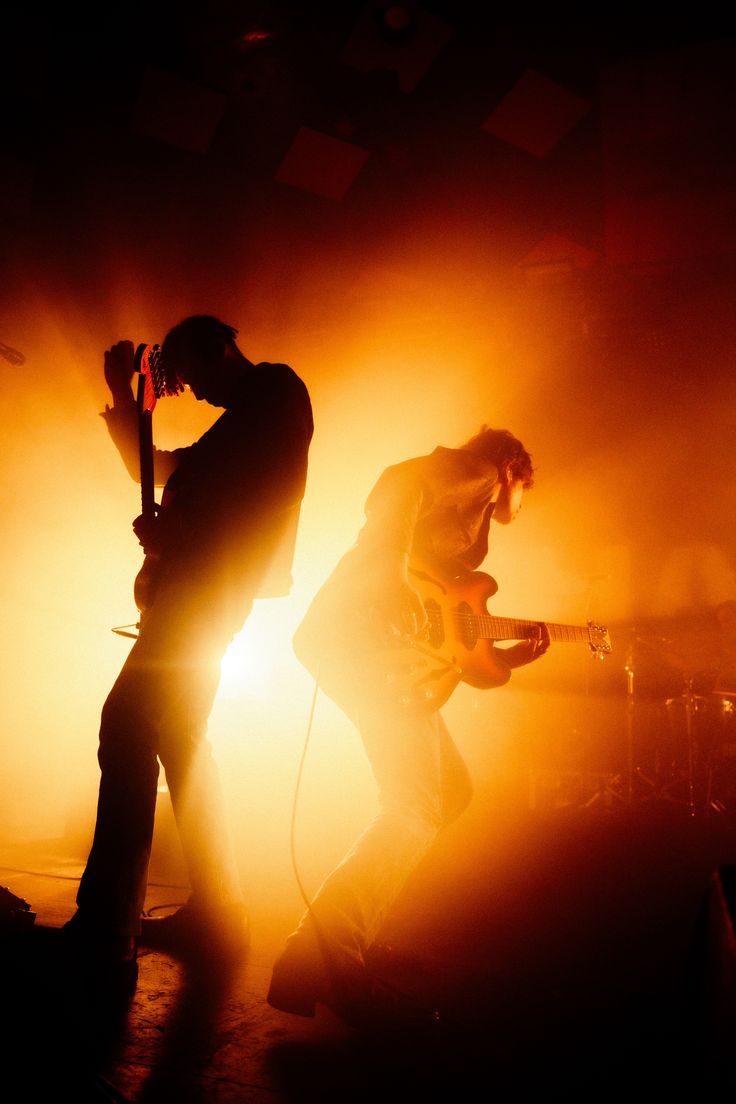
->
[1, 803, 735, 1102]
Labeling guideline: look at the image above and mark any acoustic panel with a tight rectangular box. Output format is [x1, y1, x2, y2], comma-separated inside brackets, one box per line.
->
[131, 66, 227, 155]
[275, 126, 370, 201]
[483, 68, 590, 157]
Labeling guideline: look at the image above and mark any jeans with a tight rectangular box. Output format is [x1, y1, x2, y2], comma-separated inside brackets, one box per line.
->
[291, 631, 473, 963]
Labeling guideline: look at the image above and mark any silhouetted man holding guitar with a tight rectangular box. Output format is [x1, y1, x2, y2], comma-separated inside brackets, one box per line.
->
[268, 427, 609, 1027]
[65, 315, 313, 991]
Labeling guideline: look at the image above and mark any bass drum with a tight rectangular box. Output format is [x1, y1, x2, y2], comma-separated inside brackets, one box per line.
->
[710, 693, 736, 810]
[709, 691, 736, 751]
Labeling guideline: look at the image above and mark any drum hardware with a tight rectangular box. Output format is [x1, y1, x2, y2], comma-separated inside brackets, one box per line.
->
[623, 619, 736, 815]
[659, 683, 736, 816]
[663, 677, 698, 817]
[585, 625, 732, 816]
[623, 636, 664, 803]
[584, 634, 657, 809]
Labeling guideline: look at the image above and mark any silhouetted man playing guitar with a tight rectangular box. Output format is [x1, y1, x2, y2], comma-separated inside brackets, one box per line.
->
[64, 315, 313, 992]
[268, 427, 551, 1027]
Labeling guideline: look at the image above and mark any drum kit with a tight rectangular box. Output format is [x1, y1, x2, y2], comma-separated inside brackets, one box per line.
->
[608, 625, 736, 816]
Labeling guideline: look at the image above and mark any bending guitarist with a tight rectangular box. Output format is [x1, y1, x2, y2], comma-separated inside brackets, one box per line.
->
[268, 426, 549, 1027]
[63, 316, 313, 991]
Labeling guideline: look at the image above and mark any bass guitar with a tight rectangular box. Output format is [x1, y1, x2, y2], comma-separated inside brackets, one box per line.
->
[385, 556, 612, 713]
[132, 342, 166, 617]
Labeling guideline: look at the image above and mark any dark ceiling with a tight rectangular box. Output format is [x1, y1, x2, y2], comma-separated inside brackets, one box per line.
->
[3, 5, 734, 246]
[3, 4, 736, 379]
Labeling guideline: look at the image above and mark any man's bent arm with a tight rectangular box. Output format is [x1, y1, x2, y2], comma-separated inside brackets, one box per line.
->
[101, 399, 180, 486]
[101, 339, 181, 487]
[357, 465, 431, 635]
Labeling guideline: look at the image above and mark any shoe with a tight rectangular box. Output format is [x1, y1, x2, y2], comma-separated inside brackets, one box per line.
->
[0, 885, 36, 929]
[59, 913, 139, 996]
[268, 932, 441, 1033]
[267, 932, 334, 1017]
[139, 899, 250, 963]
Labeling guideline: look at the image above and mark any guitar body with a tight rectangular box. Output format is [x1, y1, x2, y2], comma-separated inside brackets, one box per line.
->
[133, 552, 160, 614]
[132, 480, 176, 614]
[384, 561, 512, 714]
[385, 555, 611, 714]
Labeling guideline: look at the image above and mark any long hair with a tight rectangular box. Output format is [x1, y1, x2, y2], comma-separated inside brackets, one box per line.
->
[461, 425, 534, 487]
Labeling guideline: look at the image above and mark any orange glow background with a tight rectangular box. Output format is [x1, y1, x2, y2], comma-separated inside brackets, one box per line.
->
[1, 22, 735, 944]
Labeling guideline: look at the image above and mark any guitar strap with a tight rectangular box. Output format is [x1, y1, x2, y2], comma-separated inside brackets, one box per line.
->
[112, 623, 140, 640]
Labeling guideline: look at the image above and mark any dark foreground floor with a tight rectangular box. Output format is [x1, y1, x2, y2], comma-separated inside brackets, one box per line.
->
[1, 803, 735, 1102]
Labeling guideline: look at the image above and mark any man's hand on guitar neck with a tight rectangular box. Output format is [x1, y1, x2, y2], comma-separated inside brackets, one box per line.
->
[496, 623, 551, 669]
[104, 340, 136, 404]
[132, 511, 165, 555]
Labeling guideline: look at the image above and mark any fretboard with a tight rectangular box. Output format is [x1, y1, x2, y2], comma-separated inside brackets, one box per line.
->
[469, 614, 592, 644]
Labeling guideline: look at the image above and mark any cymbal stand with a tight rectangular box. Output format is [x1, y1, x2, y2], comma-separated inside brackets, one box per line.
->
[682, 676, 697, 817]
[661, 674, 705, 816]
[584, 636, 654, 809]
[622, 635, 657, 803]
[624, 642, 635, 802]
[676, 676, 725, 817]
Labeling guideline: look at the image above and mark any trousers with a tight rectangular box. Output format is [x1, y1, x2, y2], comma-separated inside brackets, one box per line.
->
[291, 630, 473, 963]
[76, 573, 245, 936]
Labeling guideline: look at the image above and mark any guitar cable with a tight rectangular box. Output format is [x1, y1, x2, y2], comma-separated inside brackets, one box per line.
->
[289, 662, 322, 916]
[284, 660, 446, 1026]
[284, 663, 366, 1011]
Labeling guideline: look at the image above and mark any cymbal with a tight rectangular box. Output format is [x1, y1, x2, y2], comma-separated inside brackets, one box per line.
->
[618, 618, 735, 685]
[630, 632, 671, 650]
[629, 625, 721, 675]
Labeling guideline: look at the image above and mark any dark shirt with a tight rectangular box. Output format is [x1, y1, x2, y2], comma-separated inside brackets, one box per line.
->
[104, 361, 313, 636]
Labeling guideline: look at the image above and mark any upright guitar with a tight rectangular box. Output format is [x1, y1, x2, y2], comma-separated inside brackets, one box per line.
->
[386, 556, 612, 713]
[132, 342, 166, 617]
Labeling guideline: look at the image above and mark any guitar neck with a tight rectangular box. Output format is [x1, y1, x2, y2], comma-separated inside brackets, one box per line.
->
[137, 374, 156, 522]
[135, 342, 166, 524]
[476, 614, 593, 644]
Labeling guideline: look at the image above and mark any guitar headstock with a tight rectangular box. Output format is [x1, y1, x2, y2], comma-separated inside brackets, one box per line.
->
[134, 343, 168, 415]
[587, 621, 612, 658]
